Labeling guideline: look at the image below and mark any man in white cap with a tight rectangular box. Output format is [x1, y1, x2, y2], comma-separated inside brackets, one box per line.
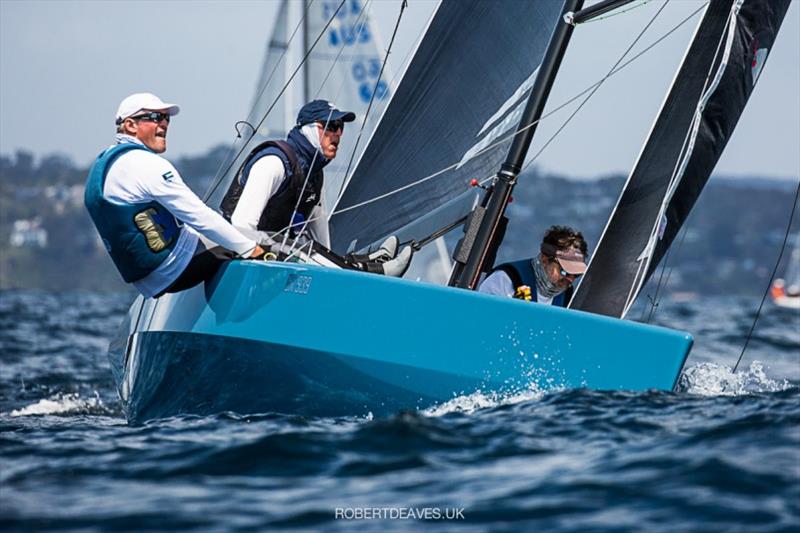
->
[478, 225, 588, 307]
[84, 92, 265, 298]
[220, 98, 412, 276]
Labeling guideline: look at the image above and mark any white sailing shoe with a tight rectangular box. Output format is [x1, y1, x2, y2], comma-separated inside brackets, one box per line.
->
[348, 235, 399, 263]
[380, 245, 413, 277]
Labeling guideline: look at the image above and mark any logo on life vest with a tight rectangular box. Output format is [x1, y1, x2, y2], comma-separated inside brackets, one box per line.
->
[134, 208, 176, 252]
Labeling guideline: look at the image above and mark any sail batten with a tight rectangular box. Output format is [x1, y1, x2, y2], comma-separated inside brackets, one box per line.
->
[570, 0, 791, 318]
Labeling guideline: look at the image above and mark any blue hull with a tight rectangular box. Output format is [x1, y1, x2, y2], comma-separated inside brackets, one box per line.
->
[110, 261, 692, 423]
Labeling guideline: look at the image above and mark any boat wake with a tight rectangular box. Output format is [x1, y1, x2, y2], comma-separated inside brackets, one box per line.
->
[677, 360, 793, 396]
[8, 392, 115, 417]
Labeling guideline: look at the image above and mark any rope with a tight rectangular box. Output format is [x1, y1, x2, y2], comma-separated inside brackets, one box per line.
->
[247, 0, 707, 252]
[733, 179, 800, 374]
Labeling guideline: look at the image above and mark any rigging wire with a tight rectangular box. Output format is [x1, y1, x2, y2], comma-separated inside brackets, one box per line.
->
[521, 0, 672, 171]
[337, 0, 408, 204]
[326, 2, 706, 220]
[203, 0, 346, 203]
[311, 0, 375, 100]
[732, 179, 800, 374]
[283, 0, 377, 253]
[266, 0, 707, 250]
[203, 2, 310, 202]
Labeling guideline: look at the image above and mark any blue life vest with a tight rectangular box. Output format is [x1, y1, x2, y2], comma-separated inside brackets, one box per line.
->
[492, 259, 572, 307]
[84, 143, 180, 283]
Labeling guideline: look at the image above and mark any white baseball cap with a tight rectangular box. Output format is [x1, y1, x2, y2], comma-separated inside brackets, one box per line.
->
[115, 93, 180, 125]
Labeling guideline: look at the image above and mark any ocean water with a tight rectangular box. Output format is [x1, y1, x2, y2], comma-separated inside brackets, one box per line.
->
[1, 290, 798, 531]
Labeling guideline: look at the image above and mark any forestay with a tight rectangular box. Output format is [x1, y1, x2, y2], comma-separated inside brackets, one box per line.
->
[570, 0, 791, 318]
[328, 0, 568, 254]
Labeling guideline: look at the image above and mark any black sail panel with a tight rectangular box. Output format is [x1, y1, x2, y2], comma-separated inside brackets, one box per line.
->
[570, 0, 791, 318]
[328, 0, 567, 254]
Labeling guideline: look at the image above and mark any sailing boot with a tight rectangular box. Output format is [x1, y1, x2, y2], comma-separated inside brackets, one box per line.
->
[380, 245, 413, 277]
[346, 236, 399, 264]
[360, 245, 413, 277]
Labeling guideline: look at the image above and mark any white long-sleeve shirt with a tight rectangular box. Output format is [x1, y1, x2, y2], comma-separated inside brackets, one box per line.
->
[230, 154, 331, 248]
[104, 135, 257, 296]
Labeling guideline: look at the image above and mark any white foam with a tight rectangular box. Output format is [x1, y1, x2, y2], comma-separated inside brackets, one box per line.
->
[9, 392, 109, 417]
[423, 385, 547, 417]
[678, 360, 792, 396]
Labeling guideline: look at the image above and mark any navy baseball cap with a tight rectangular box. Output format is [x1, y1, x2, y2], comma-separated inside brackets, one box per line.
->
[296, 99, 356, 126]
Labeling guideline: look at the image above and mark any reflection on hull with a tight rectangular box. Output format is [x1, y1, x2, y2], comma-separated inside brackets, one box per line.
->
[119, 331, 482, 423]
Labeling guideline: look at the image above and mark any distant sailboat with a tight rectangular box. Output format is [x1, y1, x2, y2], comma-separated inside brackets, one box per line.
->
[107, 0, 790, 423]
[211, 0, 392, 215]
[771, 234, 800, 309]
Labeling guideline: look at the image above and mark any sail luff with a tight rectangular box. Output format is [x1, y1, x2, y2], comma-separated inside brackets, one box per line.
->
[569, 4, 711, 313]
[570, 0, 792, 318]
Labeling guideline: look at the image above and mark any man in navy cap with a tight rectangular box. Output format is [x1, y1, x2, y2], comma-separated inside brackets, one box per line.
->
[221, 99, 412, 276]
[479, 226, 588, 307]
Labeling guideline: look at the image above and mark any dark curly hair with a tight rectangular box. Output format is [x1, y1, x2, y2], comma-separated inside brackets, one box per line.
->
[540, 225, 588, 257]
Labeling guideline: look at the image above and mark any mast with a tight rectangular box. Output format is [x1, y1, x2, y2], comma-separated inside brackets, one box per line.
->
[449, 0, 584, 289]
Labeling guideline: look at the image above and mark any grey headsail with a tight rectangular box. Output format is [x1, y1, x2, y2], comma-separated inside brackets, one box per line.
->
[328, 0, 568, 254]
[570, 0, 791, 318]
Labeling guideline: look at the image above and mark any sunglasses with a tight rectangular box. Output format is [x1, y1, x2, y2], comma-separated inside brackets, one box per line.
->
[317, 119, 344, 133]
[129, 111, 171, 123]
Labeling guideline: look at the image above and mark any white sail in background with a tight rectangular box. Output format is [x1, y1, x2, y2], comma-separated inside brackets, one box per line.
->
[305, 0, 392, 212]
[250, 0, 291, 139]
[205, 0, 390, 214]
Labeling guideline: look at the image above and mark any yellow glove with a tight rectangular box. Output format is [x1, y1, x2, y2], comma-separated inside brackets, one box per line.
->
[514, 285, 532, 302]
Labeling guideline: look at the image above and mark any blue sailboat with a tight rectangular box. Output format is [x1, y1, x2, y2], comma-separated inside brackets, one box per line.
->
[108, 0, 790, 424]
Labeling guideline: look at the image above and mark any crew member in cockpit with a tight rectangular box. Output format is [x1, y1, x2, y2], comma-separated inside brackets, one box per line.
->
[479, 225, 588, 306]
[221, 99, 412, 277]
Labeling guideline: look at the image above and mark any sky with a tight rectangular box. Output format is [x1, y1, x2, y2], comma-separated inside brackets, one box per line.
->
[1, 0, 798, 180]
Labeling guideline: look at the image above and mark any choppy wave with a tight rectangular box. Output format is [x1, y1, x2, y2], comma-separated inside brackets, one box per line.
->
[0, 291, 798, 530]
[9, 392, 114, 417]
[679, 360, 794, 396]
[423, 385, 547, 416]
